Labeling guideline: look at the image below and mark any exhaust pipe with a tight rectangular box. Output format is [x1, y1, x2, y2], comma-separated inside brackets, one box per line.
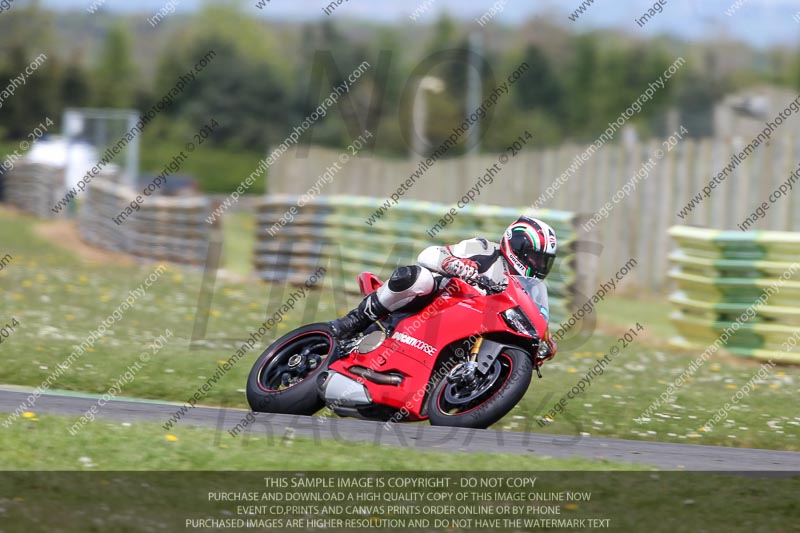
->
[349, 366, 403, 385]
[320, 372, 372, 406]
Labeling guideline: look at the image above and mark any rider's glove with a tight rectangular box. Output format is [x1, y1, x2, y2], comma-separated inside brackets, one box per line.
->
[442, 256, 479, 281]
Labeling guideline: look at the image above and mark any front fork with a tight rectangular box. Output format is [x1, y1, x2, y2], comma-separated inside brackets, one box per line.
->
[447, 337, 483, 385]
[469, 335, 543, 379]
[469, 336, 484, 360]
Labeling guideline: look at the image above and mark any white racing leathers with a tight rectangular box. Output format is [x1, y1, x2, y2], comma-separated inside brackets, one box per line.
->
[373, 238, 550, 322]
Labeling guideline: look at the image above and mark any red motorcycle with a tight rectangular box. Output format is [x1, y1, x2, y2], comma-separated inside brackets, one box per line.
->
[246, 272, 554, 428]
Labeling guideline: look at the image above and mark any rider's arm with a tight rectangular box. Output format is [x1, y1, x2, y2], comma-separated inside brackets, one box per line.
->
[417, 245, 452, 273]
[417, 238, 495, 272]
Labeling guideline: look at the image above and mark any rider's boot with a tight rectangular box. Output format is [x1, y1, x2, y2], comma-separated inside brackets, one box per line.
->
[329, 292, 389, 340]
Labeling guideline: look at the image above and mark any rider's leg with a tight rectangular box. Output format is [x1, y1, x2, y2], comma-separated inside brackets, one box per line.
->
[329, 265, 435, 339]
[328, 291, 389, 340]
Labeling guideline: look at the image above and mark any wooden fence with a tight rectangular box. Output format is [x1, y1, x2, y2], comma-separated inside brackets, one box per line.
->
[267, 137, 800, 292]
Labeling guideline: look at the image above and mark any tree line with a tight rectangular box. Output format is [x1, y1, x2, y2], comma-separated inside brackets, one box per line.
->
[1, 1, 798, 190]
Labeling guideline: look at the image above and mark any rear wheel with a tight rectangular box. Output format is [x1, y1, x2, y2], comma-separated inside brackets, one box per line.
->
[246, 323, 337, 415]
[427, 348, 532, 429]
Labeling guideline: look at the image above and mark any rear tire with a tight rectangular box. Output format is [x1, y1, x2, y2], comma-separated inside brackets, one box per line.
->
[246, 323, 337, 415]
[427, 348, 532, 429]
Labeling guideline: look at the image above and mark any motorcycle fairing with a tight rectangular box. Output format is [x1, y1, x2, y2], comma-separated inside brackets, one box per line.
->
[327, 277, 547, 421]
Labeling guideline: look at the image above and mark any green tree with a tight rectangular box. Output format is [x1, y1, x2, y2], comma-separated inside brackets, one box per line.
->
[61, 62, 91, 108]
[426, 15, 457, 53]
[514, 44, 563, 115]
[0, 4, 60, 140]
[565, 33, 600, 137]
[155, 37, 290, 151]
[92, 23, 138, 108]
[676, 71, 717, 138]
[0, 1, 56, 53]
[0, 46, 60, 139]
[292, 20, 376, 149]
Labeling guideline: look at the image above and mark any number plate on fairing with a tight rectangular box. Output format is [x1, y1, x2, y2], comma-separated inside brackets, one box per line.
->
[358, 330, 387, 354]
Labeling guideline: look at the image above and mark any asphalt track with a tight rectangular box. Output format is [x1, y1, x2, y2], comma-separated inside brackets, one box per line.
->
[3, 386, 800, 472]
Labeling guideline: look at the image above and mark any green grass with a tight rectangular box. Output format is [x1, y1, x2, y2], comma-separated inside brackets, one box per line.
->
[0, 414, 641, 470]
[596, 293, 678, 341]
[222, 211, 256, 277]
[502, 333, 800, 451]
[0, 206, 316, 413]
[1, 206, 799, 453]
[0, 139, 21, 159]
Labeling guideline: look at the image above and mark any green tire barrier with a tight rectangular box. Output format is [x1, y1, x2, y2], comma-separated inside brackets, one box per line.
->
[669, 225, 800, 364]
[255, 195, 590, 325]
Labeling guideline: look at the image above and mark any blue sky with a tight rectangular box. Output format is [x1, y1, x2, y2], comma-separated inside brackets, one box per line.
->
[41, 0, 800, 48]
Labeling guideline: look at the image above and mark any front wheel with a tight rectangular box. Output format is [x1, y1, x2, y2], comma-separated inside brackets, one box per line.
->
[427, 348, 532, 429]
[246, 323, 337, 415]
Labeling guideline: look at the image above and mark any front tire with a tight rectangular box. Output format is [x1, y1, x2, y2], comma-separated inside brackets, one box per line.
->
[246, 323, 337, 415]
[427, 348, 532, 429]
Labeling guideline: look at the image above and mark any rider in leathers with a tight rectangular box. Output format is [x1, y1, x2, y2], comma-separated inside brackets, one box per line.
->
[329, 216, 558, 359]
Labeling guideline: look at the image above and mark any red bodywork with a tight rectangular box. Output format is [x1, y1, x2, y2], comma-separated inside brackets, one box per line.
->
[327, 272, 550, 421]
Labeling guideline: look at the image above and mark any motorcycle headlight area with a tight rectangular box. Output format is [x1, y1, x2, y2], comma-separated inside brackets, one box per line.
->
[501, 307, 538, 338]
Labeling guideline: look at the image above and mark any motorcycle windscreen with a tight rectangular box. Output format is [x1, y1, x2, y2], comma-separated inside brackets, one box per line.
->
[511, 275, 548, 319]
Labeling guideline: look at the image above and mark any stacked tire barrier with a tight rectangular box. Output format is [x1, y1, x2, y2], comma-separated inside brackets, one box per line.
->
[79, 179, 212, 265]
[255, 195, 591, 325]
[669, 225, 800, 364]
[3, 163, 65, 218]
[78, 177, 134, 252]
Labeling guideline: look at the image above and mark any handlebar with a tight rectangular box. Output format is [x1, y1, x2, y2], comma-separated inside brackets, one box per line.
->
[442, 273, 506, 294]
[473, 275, 507, 294]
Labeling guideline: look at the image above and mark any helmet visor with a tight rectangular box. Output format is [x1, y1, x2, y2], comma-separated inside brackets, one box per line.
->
[524, 251, 555, 279]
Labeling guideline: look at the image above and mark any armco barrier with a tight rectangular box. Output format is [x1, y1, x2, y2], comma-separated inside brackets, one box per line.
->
[79, 179, 211, 265]
[255, 195, 592, 325]
[669, 226, 800, 364]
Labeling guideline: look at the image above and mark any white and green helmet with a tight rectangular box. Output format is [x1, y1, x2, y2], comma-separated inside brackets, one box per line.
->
[500, 216, 557, 279]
